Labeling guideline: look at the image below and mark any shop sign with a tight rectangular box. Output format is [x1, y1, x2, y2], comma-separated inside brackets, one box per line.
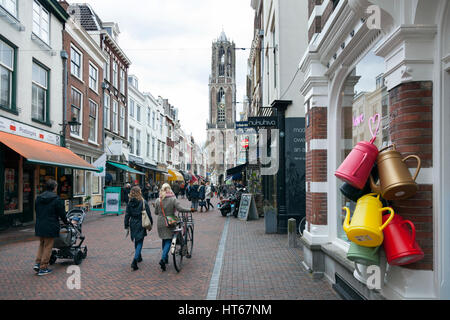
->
[129, 154, 144, 164]
[248, 116, 278, 128]
[0, 116, 60, 145]
[105, 139, 123, 155]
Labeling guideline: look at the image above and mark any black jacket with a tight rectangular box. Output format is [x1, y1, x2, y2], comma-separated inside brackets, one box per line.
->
[124, 198, 153, 242]
[188, 185, 200, 200]
[122, 187, 131, 203]
[34, 191, 68, 238]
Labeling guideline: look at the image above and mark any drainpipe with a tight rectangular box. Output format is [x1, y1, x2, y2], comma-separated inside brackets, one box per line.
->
[61, 50, 69, 147]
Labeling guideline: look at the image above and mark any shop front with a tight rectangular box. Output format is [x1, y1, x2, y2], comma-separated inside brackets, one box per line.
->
[106, 161, 144, 187]
[0, 131, 98, 230]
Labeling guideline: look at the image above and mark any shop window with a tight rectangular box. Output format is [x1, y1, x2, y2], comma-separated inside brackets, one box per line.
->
[337, 43, 388, 242]
[4, 148, 20, 213]
[73, 155, 85, 196]
[38, 166, 55, 194]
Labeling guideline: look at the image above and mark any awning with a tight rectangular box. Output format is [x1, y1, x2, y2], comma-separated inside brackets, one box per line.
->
[226, 163, 247, 176]
[107, 161, 144, 175]
[168, 169, 184, 182]
[0, 131, 98, 171]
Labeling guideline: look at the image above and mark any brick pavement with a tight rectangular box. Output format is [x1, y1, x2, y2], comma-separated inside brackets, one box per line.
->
[0, 197, 340, 300]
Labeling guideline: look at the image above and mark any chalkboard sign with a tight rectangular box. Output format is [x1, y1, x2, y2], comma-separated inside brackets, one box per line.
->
[238, 194, 259, 221]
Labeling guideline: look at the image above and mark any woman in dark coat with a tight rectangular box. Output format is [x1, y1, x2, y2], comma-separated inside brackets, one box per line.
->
[154, 183, 194, 271]
[124, 186, 153, 271]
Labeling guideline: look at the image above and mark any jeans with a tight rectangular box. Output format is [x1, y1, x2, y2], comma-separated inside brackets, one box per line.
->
[35, 237, 54, 269]
[206, 199, 213, 210]
[161, 239, 171, 262]
[191, 200, 199, 210]
[134, 239, 143, 261]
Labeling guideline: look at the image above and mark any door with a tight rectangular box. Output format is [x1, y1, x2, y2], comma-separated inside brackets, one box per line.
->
[22, 165, 34, 223]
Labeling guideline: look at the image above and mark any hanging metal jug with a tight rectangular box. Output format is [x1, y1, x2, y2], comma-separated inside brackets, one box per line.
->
[370, 144, 421, 200]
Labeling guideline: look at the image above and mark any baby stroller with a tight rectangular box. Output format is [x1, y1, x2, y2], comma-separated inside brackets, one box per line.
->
[50, 208, 87, 266]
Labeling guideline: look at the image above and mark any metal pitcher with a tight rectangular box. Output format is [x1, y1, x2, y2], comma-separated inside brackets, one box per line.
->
[370, 144, 421, 200]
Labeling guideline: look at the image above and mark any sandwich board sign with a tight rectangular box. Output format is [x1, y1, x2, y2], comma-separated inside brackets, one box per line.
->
[103, 187, 124, 215]
[238, 194, 259, 221]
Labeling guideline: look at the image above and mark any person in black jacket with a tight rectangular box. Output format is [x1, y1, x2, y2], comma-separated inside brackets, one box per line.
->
[124, 186, 153, 271]
[188, 181, 200, 211]
[34, 179, 68, 276]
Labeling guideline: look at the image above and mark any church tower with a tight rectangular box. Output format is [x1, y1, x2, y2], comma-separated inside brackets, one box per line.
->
[207, 31, 237, 184]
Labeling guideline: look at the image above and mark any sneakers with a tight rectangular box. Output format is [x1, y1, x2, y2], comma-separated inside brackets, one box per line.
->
[33, 264, 40, 273]
[159, 259, 166, 271]
[37, 268, 52, 276]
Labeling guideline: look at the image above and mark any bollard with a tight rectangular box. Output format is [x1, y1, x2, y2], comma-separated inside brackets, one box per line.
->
[288, 218, 297, 248]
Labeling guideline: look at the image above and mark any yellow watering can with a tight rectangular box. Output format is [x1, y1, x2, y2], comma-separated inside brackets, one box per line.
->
[343, 193, 394, 247]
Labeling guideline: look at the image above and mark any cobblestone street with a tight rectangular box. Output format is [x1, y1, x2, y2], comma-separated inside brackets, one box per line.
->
[0, 198, 340, 300]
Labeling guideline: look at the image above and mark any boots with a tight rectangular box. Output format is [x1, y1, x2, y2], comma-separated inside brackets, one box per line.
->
[137, 255, 143, 263]
[159, 259, 166, 271]
[131, 259, 139, 271]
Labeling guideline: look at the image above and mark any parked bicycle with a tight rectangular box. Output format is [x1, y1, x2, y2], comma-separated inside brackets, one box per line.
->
[170, 210, 194, 272]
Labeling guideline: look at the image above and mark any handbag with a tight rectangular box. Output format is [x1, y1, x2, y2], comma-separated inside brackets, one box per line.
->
[160, 199, 178, 228]
[141, 200, 153, 231]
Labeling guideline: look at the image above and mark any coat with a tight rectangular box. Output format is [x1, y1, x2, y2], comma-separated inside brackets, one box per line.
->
[205, 185, 212, 199]
[35, 191, 68, 238]
[199, 185, 206, 200]
[172, 183, 180, 195]
[188, 185, 200, 201]
[122, 187, 131, 204]
[124, 198, 153, 242]
[154, 194, 191, 240]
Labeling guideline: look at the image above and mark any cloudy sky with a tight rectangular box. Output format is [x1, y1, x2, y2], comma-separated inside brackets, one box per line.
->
[85, 0, 255, 145]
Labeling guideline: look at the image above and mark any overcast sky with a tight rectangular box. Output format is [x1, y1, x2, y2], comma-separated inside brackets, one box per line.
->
[84, 0, 255, 145]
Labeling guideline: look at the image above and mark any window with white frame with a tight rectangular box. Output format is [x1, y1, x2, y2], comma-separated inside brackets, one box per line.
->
[136, 104, 141, 122]
[70, 87, 82, 136]
[104, 93, 110, 130]
[129, 126, 134, 154]
[31, 61, 48, 123]
[160, 115, 163, 134]
[33, 1, 49, 44]
[152, 137, 155, 160]
[152, 111, 156, 129]
[88, 100, 97, 142]
[146, 133, 150, 157]
[147, 108, 151, 125]
[92, 158, 100, 194]
[104, 56, 110, 82]
[70, 45, 82, 79]
[89, 63, 98, 92]
[120, 69, 125, 94]
[129, 98, 134, 118]
[0, 39, 14, 110]
[112, 61, 118, 88]
[120, 105, 125, 137]
[74, 154, 86, 195]
[1, 0, 17, 17]
[112, 99, 118, 133]
[136, 129, 141, 157]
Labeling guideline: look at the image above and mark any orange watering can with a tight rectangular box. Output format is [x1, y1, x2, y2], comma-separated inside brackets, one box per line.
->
[343, 193, 395, 247]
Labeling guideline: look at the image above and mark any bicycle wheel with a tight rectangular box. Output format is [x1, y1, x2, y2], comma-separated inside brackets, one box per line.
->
[185, 225, 194, 258]
[172, 232, 184, 272]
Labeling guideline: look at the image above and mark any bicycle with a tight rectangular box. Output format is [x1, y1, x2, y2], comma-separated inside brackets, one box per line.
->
[170, 210, 194, 272]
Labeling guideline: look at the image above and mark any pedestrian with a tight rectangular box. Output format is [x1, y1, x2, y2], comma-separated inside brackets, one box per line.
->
[188, 181, 200, 211]
[180, 182, 186, 199]
[205, 181, 214, 211]
[172, 181, 180, 199]
[199, 181, 207, 212]
[142, 182, 151, 202]
[154, 183, 194, 271]
[33, 179, 68, 276]
[122, 183, 131, 205]
[152, 183, 159, 199]
[124, 186, 153, 271]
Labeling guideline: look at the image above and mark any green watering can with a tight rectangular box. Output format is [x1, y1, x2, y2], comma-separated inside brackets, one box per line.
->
[347, 241, 380, 266]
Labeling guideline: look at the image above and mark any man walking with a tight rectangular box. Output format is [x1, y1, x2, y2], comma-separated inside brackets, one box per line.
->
[33, 179, 68, 276]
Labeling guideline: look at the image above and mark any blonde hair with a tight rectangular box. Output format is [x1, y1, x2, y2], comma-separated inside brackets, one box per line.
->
[129, 186, 143, 201]
[159, 183, 172, 200]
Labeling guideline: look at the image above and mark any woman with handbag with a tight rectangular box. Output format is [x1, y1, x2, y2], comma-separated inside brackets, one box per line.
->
[154, 183, 195, 271]
[124, 186, 153, 271]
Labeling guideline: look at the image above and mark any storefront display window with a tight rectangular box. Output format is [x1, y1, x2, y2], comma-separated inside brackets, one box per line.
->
[4, 148, 20, 213]
[38, 165, 55, 194]
[337, 43, 389, 242]
[74, 154, 85, 195]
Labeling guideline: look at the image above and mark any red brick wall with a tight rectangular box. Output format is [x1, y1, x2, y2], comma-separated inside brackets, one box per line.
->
[306, 106, 328, 229]
[388, 81, 433, 270]
[63, 30, 103, 148]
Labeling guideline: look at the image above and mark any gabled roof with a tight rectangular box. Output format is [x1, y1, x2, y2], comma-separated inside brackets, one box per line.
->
[67, 3, 102, 31]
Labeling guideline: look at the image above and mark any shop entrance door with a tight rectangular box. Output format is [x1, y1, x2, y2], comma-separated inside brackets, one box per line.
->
[22, 165, 34, 223]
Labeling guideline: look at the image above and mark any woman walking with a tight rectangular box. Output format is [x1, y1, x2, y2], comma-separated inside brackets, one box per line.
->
[189, 181, 200, 211]
[154, 183, 194, 271]
[205, 182, 214, 211]
[124, 186, 153, 271]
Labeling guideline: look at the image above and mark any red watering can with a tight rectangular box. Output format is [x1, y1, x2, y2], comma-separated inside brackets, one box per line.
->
[335, 115, 381, 190]
[382, 213, 424, 266]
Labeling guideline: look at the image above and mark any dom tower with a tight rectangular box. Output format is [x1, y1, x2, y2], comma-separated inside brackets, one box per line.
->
[207, 31, 237, 185]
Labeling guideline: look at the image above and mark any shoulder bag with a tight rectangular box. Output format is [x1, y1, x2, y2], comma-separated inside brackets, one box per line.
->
[160, 199, 178, 228]
[141, 200, 153, 231]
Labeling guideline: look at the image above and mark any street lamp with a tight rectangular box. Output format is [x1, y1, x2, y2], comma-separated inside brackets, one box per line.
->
[59, 116, 81, 147]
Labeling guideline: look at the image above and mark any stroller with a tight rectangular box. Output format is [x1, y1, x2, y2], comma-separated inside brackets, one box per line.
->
[50, 208, 87, 266]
